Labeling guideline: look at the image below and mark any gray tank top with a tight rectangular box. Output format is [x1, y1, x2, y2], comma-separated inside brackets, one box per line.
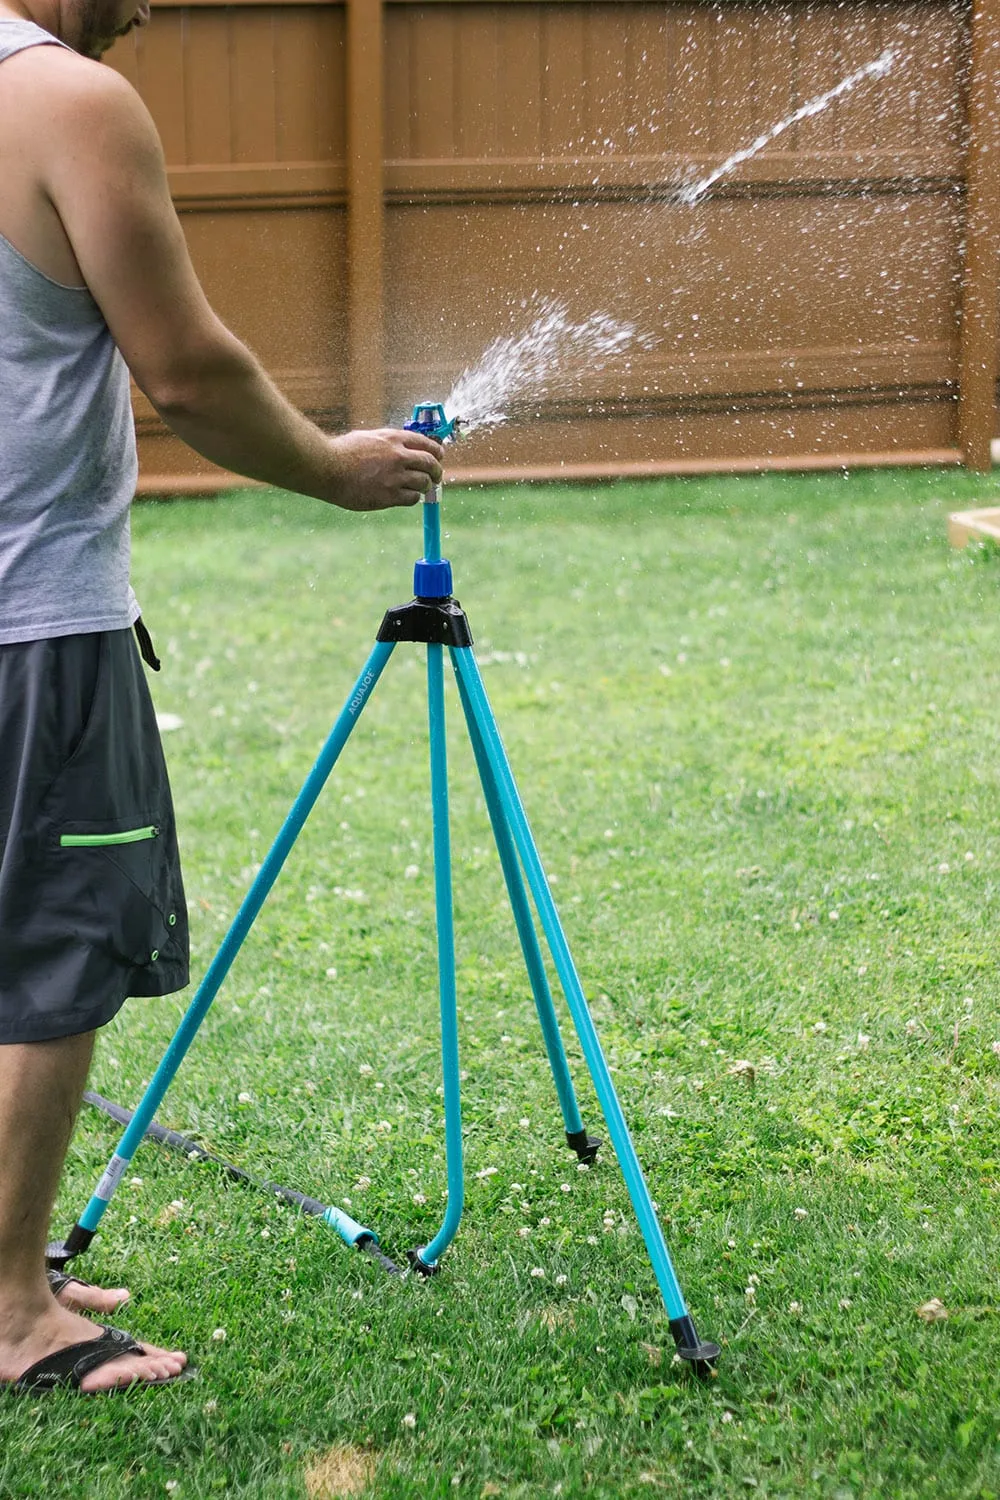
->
[0, 19, 139, 645]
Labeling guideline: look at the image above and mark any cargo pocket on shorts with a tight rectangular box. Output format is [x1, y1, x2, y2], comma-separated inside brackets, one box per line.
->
[55, 820, 174, 970]
[30, 631, 188, 999]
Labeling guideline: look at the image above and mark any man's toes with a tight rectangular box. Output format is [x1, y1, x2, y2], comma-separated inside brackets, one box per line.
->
[79, 1343, 187, 1394]
[57, 1285, 130, 1315]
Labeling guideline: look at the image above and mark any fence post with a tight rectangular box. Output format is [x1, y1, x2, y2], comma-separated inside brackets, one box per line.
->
[958, 0, 1000, 471]
[346, 0, 386, 428]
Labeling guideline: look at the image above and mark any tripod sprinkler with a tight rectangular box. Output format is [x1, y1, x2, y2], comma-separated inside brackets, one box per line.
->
[53, 399, 719, 1377]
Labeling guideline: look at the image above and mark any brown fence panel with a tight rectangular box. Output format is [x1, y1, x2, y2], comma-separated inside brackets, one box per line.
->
[109, 0, 995, 489]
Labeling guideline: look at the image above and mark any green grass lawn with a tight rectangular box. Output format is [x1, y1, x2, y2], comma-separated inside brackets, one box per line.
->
[8, 464, 1000, 1498]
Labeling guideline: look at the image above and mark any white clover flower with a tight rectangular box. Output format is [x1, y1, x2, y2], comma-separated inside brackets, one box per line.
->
[789, 1301, 803, 1314]
[555, 1275, 568, 1286]
[813, 1021, 827, 1034]
[829, 910, 839, 922]
[857, 1032, 871, 1050]
[237, 1092, 252, 1104]
[401, 1412, 417, 1429]
[475, 1166, 499, 1180]
[212, 1328, 226, 1342]
[794, 1207, 808, 1219]
[517, 1227, 532, 1238]
[938, 862, 950, 874]
[539, 1217, 551, 1227]
[530, 1267, 546, 1279]
[412, 1193, 427, 1206]
[560, 1183, 572, 1193]
[404, 865, 420, 879]
[358, 1063, 373, 1075]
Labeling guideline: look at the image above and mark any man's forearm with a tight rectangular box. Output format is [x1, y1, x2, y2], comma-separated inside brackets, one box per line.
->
[146, 331, 345, 503]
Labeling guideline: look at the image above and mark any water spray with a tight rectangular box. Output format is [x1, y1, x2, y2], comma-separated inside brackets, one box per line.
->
[676, 46, 898, 206]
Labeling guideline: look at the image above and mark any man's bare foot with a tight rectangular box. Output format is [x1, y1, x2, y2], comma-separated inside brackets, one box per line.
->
[0, 1301, 187, 1393]
[49, 1271, 129, 1316]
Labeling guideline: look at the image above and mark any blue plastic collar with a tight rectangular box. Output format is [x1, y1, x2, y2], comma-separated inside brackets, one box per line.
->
[414, 558, 453, 599]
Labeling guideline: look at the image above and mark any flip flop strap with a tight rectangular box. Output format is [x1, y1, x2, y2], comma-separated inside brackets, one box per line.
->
[15, 1325, 145, 1391]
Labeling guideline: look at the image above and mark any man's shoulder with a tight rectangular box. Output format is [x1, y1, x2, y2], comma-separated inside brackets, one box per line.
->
[4, 41, 141, 122]
[4, 44, 154, 180]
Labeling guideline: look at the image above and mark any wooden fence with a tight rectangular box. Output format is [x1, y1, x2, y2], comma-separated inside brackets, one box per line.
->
[109, 0, 1000, 490]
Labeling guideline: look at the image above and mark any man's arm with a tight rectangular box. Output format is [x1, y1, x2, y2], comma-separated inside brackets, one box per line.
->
[38, 56, 442, 510]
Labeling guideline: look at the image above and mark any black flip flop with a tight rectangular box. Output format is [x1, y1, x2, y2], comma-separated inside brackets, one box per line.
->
[10, 1325, 193, 1395]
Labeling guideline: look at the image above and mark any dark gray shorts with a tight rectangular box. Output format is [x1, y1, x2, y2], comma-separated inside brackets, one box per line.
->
[0, 629, 189, 1044]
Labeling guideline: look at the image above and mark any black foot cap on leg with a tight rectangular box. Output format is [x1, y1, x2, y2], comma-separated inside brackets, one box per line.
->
[669, 1315, 721, 1380]
[45, 1225, 94, 1271]
[566, 1129, 601, 1165]
[406, 1248, 441, 1278]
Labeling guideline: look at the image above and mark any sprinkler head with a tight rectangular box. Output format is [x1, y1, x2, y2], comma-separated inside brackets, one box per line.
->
[404, 402, 460, 444]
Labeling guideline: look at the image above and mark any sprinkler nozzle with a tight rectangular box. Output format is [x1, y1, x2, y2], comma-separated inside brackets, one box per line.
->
[405, 402, 460, 444]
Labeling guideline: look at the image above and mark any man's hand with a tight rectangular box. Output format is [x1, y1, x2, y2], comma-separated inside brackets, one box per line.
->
[327, 429, 446, 511]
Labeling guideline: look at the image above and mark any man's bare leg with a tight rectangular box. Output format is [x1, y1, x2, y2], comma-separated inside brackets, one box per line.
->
[0, 1031, 187, 1392]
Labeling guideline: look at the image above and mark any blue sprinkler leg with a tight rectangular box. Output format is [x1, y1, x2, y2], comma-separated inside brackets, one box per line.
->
[452, 659, 599, 1162]
[450, 647, 719, 1373]
[49, 641, 397, 1269]
[409, 641, 465, 1276]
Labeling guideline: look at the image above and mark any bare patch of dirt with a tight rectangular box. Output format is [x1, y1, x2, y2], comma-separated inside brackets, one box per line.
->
[304, 1445, 377, 1498]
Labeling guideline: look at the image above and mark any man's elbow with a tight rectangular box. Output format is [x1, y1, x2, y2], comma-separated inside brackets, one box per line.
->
[133, 330, 252, 422]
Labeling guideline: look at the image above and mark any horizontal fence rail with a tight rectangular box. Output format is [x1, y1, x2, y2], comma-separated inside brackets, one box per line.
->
[109, 0, 1000, 489]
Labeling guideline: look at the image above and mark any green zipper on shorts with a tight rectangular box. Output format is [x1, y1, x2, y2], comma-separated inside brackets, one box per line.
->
[59, 826, 159, 848]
